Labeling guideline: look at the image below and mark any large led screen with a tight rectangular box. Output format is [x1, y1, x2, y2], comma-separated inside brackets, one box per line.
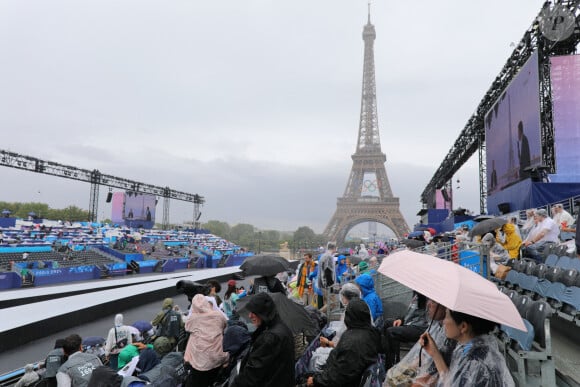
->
[124, 193, 156, 222]
[485, 51, 542, 195]
[110, 192, 156, 225]
[550, 54, 580, 182]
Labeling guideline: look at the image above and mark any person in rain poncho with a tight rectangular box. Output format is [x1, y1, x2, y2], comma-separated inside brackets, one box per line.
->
[497, 223, 522, 259]
[354, 273, 383, 322]
[335, 255, 349, 283]
[358, 244, 369, 259]
[420, 310, 514, 387]
[104, 314, 133, 370]
[481, 233, 510, 274]
[385, 300, 456, 386]
[14, 364, 39, 387]
[306, 299, 381, 387]
[184, 294, 229, 387]
[317, 243, 337, 290]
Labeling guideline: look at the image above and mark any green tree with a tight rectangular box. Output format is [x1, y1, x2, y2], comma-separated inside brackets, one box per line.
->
[203, 220, 231, 239]
[229, 223, 256, 243]
[293, 226, 316, 249]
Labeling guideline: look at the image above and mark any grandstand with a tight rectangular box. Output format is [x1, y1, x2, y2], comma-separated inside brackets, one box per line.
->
[0, 220, 250, 290]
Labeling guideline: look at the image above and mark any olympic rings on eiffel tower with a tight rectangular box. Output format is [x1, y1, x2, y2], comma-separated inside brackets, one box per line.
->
[363, 179, 377, 192]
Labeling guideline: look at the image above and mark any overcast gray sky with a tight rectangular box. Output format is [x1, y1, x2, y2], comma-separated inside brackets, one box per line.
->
[0, 0, 544, 233]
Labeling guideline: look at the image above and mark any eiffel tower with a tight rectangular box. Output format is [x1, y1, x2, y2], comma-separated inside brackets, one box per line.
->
[323, 9, 409, 243]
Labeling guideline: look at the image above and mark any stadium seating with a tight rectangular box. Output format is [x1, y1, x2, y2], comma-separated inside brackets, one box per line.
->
[503, 300, 555, 386]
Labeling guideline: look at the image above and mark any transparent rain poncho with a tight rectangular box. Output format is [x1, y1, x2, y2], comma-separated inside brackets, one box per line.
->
[384, 322, 454, 387]
[438, 333, 515, 387]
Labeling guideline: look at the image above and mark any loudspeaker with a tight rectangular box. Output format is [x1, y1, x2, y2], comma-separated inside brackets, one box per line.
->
[441, 188, 450, 202]
[498, 202, 511, 214]
[106, 192, 113, 203]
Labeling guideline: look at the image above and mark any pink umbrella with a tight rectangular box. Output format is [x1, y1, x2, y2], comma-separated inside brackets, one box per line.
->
[378, 250, 526, 331]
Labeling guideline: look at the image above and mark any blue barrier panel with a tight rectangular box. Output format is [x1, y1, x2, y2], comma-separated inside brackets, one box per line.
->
[106, 262, 128, 276]
[205, 256, 214, 268]
[124, 253, 143, 262]
[212, 258, 222, 268]
[138, 260, 158, 274]
[161, 258, 189, 272]
[229, 255, 247, 266]
[0, 272, 22, 289]
[164, 241, 188, 247]
[162, 259, 176, 273]
[193, 257, 205, 269]
[97, 245, 125, 260]
[32, 266, 100, 286]
[459, 250, 487, 276]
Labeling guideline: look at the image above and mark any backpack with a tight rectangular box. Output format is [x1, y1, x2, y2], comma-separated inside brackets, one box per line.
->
[159, 310, 181, 340]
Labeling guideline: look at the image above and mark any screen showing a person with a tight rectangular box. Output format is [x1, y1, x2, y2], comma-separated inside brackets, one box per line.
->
[123, 193, 156, 222]
[485, 50, 542, 195]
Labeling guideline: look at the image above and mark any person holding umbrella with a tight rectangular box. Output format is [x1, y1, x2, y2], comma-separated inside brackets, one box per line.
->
[419, 310, 513, 386]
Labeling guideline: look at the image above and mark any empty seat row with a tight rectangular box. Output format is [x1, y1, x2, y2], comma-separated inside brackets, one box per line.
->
[497, 290, 555, 386]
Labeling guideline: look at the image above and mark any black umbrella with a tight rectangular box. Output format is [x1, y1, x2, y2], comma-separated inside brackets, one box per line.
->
[82, 336, 105, 348]
[236, 292, 318, 337]
[240, 254, 289, 276]
[473, 214, 495, 222]
[469, 217, 507, 237]
[400, 239, 425, 249]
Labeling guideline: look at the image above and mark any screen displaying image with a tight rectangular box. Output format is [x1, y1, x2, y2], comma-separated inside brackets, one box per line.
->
[550, 54, 580, 182]
[485, 50, 542, 195]
[124, 193, 156, 222]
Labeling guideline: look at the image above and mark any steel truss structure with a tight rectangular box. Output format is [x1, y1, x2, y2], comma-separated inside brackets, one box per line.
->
[420, 0, 580, 213]
[0, 149, 204, 229]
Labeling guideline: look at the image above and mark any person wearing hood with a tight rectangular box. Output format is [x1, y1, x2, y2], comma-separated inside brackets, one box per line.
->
[214, 323, 252, 386]
[306, 299, 381, 387]
[151, 298, 175, 327]
[354, 273, 383, 322]
[482, 233, 510, 274]
[357, 261, 369, 276]
[104, 314, 133, 370]
[497, 223, 522, 259]
[151, 297, 184, 347]
[231, 293, 295, 387]
[420, 310, 514, 386]
[184, 293, 229, 387]
[14, 364, 39, 387]
[335, 255, 348, 283]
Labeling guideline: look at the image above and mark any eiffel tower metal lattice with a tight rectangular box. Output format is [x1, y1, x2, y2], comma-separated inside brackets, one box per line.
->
[323, 10, 409, 243]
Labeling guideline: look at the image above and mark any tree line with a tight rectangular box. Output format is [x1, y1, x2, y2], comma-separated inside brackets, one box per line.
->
[0, 201, 89, 222]
[201, 220, 328, 253]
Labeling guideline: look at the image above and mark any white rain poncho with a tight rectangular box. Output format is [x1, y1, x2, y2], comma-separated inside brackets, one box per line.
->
[438, 333, 514, 387]
[384, 321, 455, 387]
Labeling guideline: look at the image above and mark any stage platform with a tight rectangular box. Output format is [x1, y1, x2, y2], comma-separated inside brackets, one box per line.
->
[0, 267, 241, 352]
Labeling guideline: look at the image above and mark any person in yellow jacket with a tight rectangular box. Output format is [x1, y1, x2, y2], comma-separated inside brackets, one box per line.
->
[497, 223, 522, 258]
